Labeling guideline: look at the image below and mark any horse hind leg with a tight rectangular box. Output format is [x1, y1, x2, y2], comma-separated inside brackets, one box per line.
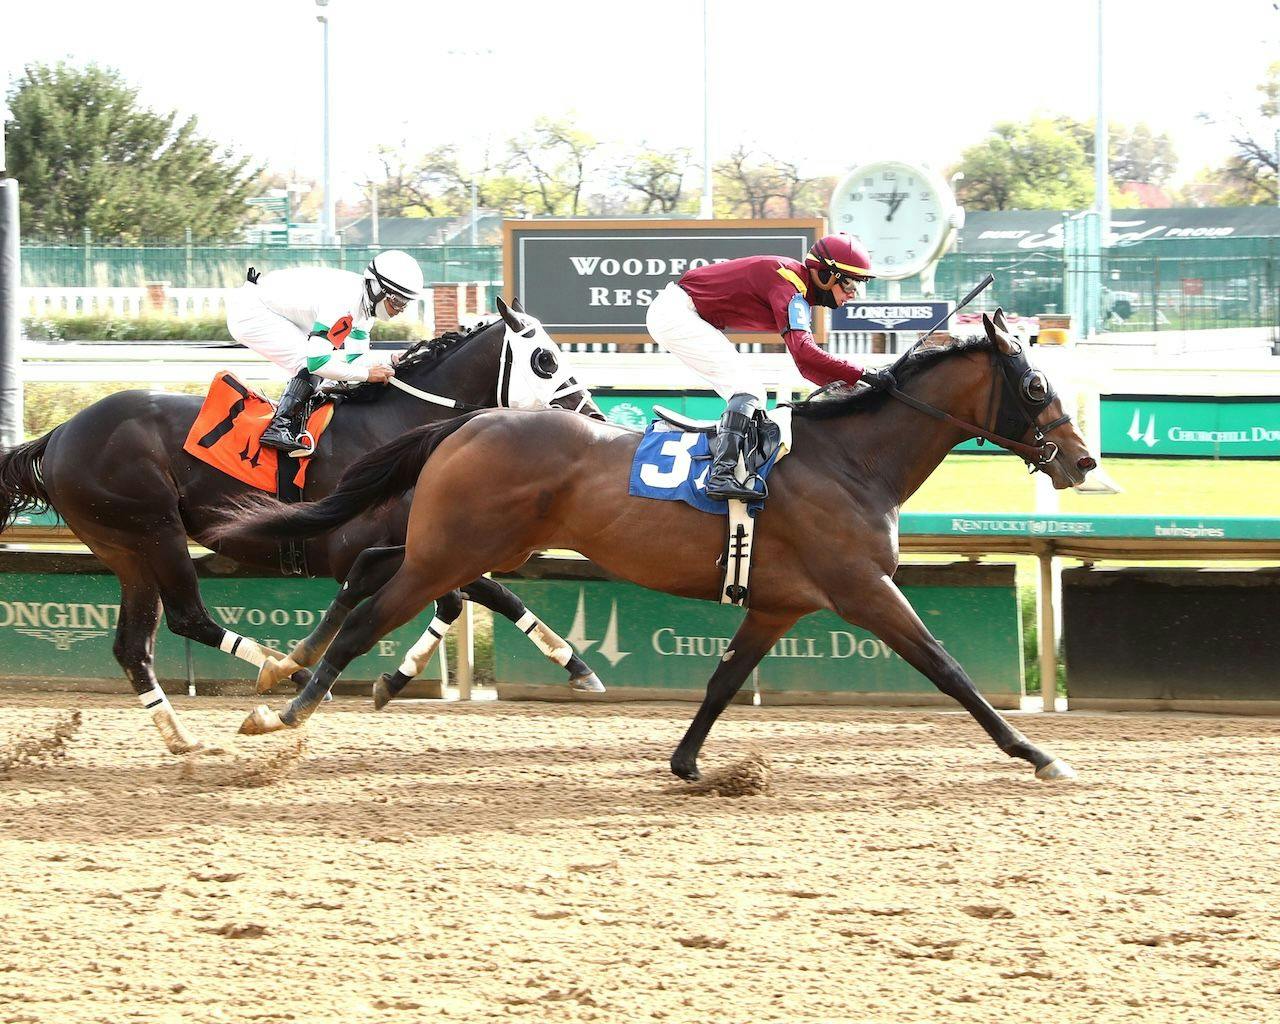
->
[258, 545, 408, 694]
[462, 576, 605, 693]
[243, 562, 462, 735]
[373, 588, 463, 710]
[111, 571, 208, 755]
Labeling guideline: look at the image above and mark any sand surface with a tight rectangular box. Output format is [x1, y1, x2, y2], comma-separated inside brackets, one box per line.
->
[1, 691, 1278, 1023]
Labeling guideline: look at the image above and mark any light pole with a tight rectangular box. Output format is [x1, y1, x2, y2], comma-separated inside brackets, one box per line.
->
[1094, 0, 1109, 239]
[445, 49, 495, 244]
[316, 0, 335, 245]
[700, 0, 714, 219]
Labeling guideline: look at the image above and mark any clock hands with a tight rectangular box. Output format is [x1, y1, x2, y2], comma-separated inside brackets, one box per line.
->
[876, 185, 906, 222]
[886, 187, 906, 222]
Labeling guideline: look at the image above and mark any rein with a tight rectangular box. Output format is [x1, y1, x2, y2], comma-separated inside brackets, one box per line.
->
[387, 375, 483, 411]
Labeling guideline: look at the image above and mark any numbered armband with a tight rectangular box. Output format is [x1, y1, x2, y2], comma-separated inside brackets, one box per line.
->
[787, 294, 812, 333]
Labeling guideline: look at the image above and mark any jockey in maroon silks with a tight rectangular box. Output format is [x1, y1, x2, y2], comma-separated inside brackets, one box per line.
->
[645, 232, 889, 501]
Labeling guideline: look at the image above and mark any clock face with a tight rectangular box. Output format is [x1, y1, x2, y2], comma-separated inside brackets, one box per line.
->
[830, 161, 953, 280]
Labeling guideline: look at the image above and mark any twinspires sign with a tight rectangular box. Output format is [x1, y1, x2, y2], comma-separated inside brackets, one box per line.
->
[504, 219, 822, 341]
[0, 574, 439, 684]
[492, 567, 1023, 707]
[1101, 395, 1280, 458]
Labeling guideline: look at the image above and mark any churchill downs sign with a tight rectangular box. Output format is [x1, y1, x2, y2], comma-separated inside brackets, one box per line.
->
[504, 218, 823, 344]
[491, 567, 1023, 707]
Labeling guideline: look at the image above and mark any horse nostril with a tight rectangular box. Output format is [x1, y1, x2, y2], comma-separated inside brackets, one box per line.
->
[1078, 456, 1097, 472]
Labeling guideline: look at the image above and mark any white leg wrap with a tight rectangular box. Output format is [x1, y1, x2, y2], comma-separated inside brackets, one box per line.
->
[398, 618, 449, 677]
[219, 631, 270, 669]
[138, 684, 195, 752]
[516, 611, 573, 667]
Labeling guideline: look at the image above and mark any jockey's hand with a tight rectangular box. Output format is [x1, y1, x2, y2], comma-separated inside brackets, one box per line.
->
[366, 364, 395, 384]
[859, 368, 896, 392]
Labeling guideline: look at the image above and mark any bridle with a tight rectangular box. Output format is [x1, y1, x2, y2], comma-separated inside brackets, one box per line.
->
[879, 342, 1070, 473]
[386, 316, 596, 416]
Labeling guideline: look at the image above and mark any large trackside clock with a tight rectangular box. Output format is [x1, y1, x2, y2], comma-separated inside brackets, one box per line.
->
[829, 160, 963, 281]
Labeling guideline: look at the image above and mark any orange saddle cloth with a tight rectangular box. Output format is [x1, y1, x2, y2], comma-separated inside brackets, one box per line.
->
[184, 372, 336, 493]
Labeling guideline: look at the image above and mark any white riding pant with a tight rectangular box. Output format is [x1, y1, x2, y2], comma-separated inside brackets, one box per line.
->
[225, 283, 308, 376]
[645, 282, 767, 405]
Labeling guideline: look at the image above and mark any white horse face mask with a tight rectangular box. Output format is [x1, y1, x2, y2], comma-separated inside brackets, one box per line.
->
[494, 301, 593, 414]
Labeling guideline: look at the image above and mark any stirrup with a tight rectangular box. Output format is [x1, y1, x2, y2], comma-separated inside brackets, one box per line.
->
[288, 430, 316, 459]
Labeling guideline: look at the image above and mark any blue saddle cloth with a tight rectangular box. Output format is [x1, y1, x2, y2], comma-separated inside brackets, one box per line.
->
[627, 422, 779, 516]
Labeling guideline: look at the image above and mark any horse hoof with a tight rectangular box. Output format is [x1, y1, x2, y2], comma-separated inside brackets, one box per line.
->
[373, 674, 393, 711]
[1035, 758, 1077, 782]
[239, 705, 291, 735]
[670, 755, 701, 782]
[570, 673, 606, 693]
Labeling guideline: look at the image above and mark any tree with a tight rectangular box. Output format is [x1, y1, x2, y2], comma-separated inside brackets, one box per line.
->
[952, 118, 1095, 210]
[1110, 123, 1178, 186]
[1179, 62, 1279, 206]
[617, 147, 692, 214]
[4, 62, 259, 241]
[504, 116, 601, 216]
[714, 148, 828, 218]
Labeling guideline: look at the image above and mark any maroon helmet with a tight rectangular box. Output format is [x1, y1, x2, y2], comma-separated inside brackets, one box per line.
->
[805, 233, 876, 292]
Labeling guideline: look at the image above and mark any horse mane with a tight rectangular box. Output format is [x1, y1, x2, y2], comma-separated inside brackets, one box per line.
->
[333, 316, 498, 404]
[788, 335, 995, 419]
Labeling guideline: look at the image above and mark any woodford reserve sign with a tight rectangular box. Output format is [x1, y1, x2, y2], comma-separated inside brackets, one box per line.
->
[503, 218, 824, 345]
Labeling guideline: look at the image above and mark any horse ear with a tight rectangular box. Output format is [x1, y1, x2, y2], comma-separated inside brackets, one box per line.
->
[981, 312, 996, 341]
[511, 296, 526, 315]
[993, 307, 1008, 331]
[495, 296, 522, 333]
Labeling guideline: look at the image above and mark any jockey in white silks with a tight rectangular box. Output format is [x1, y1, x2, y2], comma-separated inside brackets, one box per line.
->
[225, 249, 425, 456]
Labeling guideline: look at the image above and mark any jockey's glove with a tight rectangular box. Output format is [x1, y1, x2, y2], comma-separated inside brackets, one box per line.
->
[859, 368, 896, 392]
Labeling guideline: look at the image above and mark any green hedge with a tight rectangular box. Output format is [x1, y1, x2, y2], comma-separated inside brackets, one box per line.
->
[22, 313, 424, 343]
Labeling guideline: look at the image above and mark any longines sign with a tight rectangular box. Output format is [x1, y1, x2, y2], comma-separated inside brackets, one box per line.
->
[504, 218, 823, 343]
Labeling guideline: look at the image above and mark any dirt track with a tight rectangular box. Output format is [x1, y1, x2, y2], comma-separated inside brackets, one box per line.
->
[1, 691, 1278, 1023]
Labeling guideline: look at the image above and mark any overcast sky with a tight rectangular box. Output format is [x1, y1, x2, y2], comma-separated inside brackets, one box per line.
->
[5, 0, 1279, 202]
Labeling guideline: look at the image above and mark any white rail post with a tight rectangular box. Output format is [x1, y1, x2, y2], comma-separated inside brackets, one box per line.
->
[1037, 543, 1058, 712]
[455, 600, 474, 701]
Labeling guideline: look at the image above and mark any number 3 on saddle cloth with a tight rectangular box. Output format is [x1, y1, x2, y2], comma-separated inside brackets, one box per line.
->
[183, 372, 336, 574]
[627, 410, 791, 606]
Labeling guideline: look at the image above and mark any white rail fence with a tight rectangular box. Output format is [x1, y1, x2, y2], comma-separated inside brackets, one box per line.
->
[20, 285, 507, 337]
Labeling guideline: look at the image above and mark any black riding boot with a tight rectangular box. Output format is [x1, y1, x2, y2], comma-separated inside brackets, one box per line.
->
[705, 393, 761, 503]
[260, 369, 317, 457]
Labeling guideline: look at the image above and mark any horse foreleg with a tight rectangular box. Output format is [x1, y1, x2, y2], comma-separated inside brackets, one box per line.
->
[243, 565, 445, 735]
[840, 573, 1075, 781]
[670, 610, 795, 781]
[258, 545, 407, 693]
[462, 576, 605, 693]
[149, 544, 309, 695]
[372, 589, 463, 709]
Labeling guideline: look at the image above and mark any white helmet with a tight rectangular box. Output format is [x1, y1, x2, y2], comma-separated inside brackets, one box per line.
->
[364, 249, 424, 321]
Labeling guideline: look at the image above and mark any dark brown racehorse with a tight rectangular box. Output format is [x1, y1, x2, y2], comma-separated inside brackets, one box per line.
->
[0, 299, 604, 754]
[214, 310, 1097, 781]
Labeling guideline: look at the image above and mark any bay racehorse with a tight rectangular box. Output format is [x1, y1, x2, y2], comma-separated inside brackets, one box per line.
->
[0, 299, 605, 754]
[214, 310, 1097, 781]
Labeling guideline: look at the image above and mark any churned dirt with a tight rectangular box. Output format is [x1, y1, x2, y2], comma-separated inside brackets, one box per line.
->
[1, 691, 1278, 1024]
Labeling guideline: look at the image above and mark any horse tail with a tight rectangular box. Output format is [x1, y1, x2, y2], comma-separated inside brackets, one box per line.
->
[0, 431, 55, 536]
[210, 412, 485, 545]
